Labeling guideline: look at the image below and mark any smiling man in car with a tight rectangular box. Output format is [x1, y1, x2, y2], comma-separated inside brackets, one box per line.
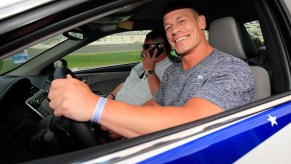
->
[48, 1, 255, 138]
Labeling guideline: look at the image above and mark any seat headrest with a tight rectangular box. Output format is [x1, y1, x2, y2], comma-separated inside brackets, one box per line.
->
[209, 17, 258, 60]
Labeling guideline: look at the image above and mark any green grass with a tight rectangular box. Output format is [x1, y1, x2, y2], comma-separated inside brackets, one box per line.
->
[0, 51, 141, 74]
[0, 59, 17, 74]
[64, 51, 141, 68]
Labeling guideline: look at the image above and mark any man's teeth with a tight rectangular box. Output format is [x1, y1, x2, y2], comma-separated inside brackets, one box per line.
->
[175, 37, 187, 43]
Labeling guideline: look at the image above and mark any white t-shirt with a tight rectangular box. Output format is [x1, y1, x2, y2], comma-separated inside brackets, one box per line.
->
[115, 57, 173, 105]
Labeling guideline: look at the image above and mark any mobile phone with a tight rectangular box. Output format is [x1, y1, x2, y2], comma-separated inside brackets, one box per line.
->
[148, 44, 164, 58]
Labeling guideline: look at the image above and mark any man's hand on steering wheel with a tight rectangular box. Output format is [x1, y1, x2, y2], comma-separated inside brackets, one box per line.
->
[49, 67, 110, 147]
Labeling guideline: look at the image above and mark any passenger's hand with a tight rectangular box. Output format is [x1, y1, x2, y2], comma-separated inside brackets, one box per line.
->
[106, 94, 115, 100]
[101, 125, 122, 139]
[48, 74, 99, 122]
[142, 49, 156, 71]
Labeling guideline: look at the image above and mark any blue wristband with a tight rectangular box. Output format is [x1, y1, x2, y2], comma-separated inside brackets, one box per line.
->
[91, 97, 107, 123]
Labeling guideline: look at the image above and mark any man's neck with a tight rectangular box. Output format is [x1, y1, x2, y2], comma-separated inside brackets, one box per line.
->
[181, 43, 213, 70]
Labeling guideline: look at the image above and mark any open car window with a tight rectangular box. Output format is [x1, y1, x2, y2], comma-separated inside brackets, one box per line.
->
[64, 30, 150, 71]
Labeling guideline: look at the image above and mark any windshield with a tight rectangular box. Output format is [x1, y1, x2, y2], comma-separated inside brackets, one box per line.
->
[0, 34, 67, 74]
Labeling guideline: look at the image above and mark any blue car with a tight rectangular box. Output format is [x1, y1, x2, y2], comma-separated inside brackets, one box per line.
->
[0, 0, 290, 163]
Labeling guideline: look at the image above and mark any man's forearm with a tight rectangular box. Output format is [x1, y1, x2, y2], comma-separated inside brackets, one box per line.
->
[99, 97, 223, 138]
[107, 82, 124, 99]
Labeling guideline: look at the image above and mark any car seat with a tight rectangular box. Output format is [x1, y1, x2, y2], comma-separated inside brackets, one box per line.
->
[208, 16, 271, 100]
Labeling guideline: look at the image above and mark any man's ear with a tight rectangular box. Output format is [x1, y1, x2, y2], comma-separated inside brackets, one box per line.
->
[197, 15, 206, 30]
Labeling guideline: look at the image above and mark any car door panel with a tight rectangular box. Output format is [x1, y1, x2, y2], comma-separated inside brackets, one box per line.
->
[76, 71, 130, 95]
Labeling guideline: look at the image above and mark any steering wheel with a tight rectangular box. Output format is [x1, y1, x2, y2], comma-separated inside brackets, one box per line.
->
[53, 66, 108, 148]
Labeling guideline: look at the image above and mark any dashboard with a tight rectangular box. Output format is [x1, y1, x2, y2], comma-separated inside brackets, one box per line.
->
[0, 75, 53, 119]
[0, 75, 61, 161]
[26, 89, 53, 118]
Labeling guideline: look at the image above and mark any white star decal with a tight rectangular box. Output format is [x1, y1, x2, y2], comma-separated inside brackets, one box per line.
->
[267, 115, 278, 127]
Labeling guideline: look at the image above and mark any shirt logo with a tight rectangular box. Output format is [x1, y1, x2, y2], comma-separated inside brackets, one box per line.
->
[197, 75, 203, 79]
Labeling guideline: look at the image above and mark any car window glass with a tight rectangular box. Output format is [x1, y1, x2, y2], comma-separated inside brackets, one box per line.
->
[244, 20, 270, 74]
[244, 20, 264, 45]
[64, 30, 150, 72]
[0, 34, 67, 74]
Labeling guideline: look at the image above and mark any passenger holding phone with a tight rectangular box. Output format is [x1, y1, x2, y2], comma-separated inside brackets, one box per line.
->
[106, 30, 174, 105]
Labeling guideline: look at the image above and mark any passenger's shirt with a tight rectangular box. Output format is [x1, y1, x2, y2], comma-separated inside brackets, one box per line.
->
[115, 57, 173, 105]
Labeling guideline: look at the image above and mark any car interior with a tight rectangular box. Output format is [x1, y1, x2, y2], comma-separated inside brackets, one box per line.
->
[208, 16, 271, 100]
[1, 0, 291, 163]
